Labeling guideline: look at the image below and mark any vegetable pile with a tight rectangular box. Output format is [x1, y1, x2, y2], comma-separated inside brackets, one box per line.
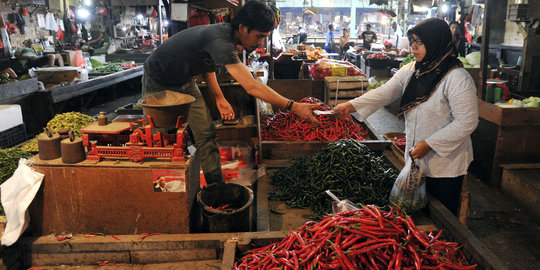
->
[400, 54, 416, 68]
[21, 112, 94, 152]
[0, 148, 32, 184]
[366, 52, 391, 60]
[0, 148, 33, 215]
[89, 58, 103, 68]
[234, 205, 477, 269]
[309, 59, 366, 80]
[462, 52, 481, 68]
[367, 79, 387, 90]
[92, 64, 123, 74]
[269, 140, 397, 216]
[261, 97, 369, 142]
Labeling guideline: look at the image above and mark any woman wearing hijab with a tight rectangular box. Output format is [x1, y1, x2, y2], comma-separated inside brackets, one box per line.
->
[449, 21, 467, 57]
[332, 18, 478, 215]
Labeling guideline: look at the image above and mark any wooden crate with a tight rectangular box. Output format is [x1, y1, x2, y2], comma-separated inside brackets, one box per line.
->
[324, 76, 368, 103]
[29, 152, 200, 235]
[15, 163, 506, 270]
[384, 132, 406, 165]
[470, 100, 540, 186]
[324, 76, 369, 90]
[328, 98, 355, 106]
[259, 113, 390, 167]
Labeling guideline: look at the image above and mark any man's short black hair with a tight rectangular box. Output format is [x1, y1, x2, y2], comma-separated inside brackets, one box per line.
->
[329, 24, 334, 30]
[366, 24, 372, 28]
[232, 1, 275, 33]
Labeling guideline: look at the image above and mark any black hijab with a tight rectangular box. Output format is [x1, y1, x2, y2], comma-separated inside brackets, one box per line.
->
[398, 18, 463, 116]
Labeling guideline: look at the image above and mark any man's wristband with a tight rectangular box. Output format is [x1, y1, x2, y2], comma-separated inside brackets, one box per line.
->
[285, 99, 294, 111]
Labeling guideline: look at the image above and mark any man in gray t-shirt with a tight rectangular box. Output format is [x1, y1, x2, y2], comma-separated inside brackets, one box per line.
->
[144, 23, 239, 88]
[142, 1, 319, 185]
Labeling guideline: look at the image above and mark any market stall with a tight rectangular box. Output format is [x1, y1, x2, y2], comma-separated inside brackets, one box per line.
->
[3, 0, 540, 269]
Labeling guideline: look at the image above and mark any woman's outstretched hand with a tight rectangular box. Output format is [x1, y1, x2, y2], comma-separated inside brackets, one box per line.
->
[332, 101, 356, 119]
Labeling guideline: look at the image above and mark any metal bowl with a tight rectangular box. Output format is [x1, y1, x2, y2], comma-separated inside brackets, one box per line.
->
[138, 90, 195, 128]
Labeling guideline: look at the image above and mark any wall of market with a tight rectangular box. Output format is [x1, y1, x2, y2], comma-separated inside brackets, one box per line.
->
[0, 3, 51, 51]
[503, 0, 525, 47]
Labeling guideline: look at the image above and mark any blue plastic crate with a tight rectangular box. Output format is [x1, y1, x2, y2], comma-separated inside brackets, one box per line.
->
[0, 124, 27, 148]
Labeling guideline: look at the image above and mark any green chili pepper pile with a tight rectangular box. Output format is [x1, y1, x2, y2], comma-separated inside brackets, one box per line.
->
[21, 112, 95, 152]
[269, 139, 397, 216]
[235, 205, 477, 269]
[0, 148, 33, 215]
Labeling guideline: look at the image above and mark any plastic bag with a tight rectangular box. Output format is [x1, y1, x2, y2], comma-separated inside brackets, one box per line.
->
[1, 159, 44, 246]
[74, 50, 86, 68]
[309, 59, 366, 80]
[56, 25, 64, 40]
[326, 190, 359, 214]
[389, 157, 427, 213]
[257, 98, 274, 115]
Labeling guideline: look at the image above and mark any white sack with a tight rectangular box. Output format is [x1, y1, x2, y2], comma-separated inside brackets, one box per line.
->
[1, 159, 44, 246]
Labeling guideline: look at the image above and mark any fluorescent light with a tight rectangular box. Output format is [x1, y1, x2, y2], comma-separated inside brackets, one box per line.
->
[136, 14, 144, 20]
[84, 0, 92, 6]
[77, 8, 90, 19]
[413, 5, 431, 12]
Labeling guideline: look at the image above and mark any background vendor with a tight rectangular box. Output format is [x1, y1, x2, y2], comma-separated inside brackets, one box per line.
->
[14, 39, 64, 73]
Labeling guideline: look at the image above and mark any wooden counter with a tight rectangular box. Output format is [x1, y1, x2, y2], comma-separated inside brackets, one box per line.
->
[470, 99, 540, 186]
[0, 78, 39, 102]
[28, 150, 200, 235]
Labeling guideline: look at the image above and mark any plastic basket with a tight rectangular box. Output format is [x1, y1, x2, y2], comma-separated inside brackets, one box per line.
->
[0, 124, 27, 148]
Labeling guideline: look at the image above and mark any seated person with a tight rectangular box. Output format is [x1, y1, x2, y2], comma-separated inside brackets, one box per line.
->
[15, 39, 64, 71]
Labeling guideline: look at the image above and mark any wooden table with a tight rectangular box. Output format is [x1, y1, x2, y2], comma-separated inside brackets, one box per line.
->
[48, 66, 143, 104]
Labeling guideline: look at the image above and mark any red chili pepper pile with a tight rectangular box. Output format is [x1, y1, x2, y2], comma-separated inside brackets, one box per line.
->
[234, 205, 477, 270]
[367, 52, 391, 59]
[261, 97, 369, 142]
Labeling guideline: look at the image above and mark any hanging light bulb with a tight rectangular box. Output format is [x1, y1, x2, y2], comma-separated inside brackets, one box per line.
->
[441, 3, 449, 13]
[77, 7, 90, 19]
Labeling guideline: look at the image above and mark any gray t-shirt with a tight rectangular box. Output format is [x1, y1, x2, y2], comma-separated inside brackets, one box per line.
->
[144, 23, 240, 87]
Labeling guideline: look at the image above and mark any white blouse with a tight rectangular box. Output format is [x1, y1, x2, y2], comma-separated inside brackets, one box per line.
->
[350, 62, 479, 177]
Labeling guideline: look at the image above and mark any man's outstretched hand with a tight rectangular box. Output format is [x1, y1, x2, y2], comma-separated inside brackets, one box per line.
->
[291, 102, 322, 125]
